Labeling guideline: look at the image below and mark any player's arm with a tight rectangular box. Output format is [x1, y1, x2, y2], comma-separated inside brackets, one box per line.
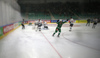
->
[63, 19, 68, 23]
[56, 19, 59, 24]
[57, 19, 59, 22]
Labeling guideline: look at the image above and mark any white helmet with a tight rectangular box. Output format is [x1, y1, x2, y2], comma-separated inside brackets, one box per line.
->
[59, 19, 62, 21]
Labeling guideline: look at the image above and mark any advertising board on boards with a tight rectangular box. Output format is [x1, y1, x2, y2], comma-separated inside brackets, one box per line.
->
[3, 24, 14, 34]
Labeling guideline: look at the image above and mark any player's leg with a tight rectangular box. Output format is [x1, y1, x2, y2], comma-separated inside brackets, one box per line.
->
[22, 25, 23, 29]
[87, 22, 90, 26]
[70, 24, 72, 29]
[57, 29, 61, 37]
[94, 23, 97, 28]
[88, 23, 90, 26]
[22, 25, 24, 29]
[23, 25, 25, 29]
[86, 23, 88, 26]
[92, 23, 95, 28]
[52, 28, 58, 36]
[93, 25, 96, 28]
[69, 24, 71, 31]
[69, 24, 73, 31]
[39, 27, 41, 31]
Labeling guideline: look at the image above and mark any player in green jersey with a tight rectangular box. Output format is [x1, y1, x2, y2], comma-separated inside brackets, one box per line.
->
[52, 19, 67, 37]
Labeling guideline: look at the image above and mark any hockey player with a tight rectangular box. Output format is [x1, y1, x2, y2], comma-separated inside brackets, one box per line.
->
[52, 19, 67, 37]
[69, 17, 75, 31]
[43, 21, 48, 29]
[86, 19, 91, 26]
[21, 22, 25, 29]
[92, 18, 98, 28]
[36, 19, 42, 31]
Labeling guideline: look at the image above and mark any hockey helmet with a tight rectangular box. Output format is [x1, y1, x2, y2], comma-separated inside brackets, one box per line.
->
[59, 19, 62, 21]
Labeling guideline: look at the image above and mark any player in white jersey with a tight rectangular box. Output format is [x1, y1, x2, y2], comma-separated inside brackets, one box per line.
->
[36, 19, 42, 31]
[69, 17, 75, 31]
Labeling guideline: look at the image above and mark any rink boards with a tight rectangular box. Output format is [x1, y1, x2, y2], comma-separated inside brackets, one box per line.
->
[0, 22, 21, 39]
[27, 20, 87, 23]
[0, 19, 87, 40]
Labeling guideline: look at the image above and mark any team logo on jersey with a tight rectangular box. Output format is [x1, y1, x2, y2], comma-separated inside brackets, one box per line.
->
[60, 22, 62, 24]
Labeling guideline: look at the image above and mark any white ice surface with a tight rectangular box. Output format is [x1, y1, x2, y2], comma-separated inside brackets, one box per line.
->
[0, 23, 100, 58]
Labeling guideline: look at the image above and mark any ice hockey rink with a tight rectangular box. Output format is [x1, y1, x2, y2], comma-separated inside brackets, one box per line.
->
[0, 23, 100, 58]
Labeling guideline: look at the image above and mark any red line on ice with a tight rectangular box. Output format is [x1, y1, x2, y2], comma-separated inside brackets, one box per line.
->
[41, 32, 62, 58]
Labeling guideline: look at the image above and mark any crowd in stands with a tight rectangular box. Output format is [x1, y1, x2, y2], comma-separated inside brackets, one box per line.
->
[19, 2, 100, 19]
